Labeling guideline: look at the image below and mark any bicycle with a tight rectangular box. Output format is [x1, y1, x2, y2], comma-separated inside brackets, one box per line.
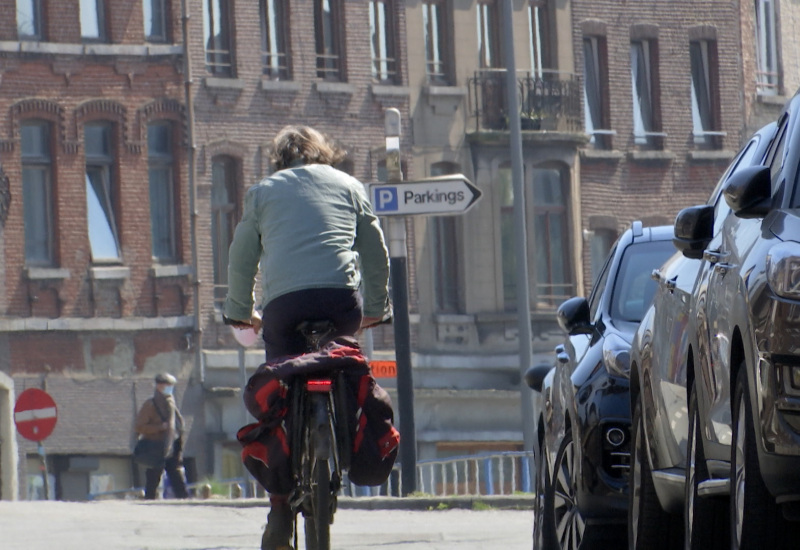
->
[287, 319, 352, 550]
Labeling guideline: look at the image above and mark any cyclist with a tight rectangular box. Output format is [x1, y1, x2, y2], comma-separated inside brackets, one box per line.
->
[223, 125, 392, 550]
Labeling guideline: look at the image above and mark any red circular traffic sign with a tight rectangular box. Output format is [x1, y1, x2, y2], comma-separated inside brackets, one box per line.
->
[14, 388, 58, 442]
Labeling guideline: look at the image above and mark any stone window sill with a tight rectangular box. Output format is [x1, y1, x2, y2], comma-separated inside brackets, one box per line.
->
[90, 266, 130, 280]
[25, 267, 70, 280]
[151, 264, 193, 278]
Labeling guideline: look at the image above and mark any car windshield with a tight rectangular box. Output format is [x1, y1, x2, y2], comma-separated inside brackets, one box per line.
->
[610, 240, 676, 322]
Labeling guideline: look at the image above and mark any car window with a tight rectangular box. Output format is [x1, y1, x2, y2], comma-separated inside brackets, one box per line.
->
[767, 119, 789, 198]
[609, 240, 676, 322]
[588, 244, 615, 321]
[709, 137, 760, 234]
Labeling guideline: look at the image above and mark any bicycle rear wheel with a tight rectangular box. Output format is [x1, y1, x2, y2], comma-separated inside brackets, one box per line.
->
[305, 393, 333, 550]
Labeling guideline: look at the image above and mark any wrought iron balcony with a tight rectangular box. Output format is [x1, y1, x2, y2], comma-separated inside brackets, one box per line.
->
[467, 69, 581, 133]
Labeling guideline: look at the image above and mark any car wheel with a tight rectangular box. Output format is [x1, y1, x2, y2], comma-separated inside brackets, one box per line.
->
[547, 430, 585, 549]
[685, 381, 728, 550]
[534, 439, 555, 549]
[629, 400, 682, 550]
[731, 366, 781, 549]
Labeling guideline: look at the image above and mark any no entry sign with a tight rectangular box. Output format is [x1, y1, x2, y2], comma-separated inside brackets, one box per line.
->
[14, 388, 58, 442]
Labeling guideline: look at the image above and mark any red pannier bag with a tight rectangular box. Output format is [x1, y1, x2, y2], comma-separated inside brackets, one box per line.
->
[237, 338, 400, 493]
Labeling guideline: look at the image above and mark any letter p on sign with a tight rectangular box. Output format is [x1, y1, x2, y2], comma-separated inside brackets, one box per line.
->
[374, 186, 398, 213]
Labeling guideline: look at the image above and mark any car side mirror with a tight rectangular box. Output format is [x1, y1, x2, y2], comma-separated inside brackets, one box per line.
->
[525, 363, 553, 393]
[556, 296, 592, 335]
[673, 205, 713, 259]
[724, 165, 772, 218]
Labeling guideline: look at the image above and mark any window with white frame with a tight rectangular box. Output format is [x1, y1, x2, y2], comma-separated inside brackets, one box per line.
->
[630, 39, 660, 148]
[80, 0, 105, 41]
[204, 0, 234, 76]
[422, 0, 451, 84]
[261, 0, 289, 79]
[17, 0, 42, 40]
[143, 0, 168, 43]
[431, 162, 461, 313]
[315, 0, 343, 80]
[211, 156, 238, 307]
[690, 40, 721, 148]
[583, 36, 611, 149]
[21, 121, 54, 266]
[477, 1, 500, 69]
[369, 0, 398, 83]
[147, 122, 177, 262]
[528, 0, 547, 77]
[755, 0, 779, 95]
[85, 123, 121, 263]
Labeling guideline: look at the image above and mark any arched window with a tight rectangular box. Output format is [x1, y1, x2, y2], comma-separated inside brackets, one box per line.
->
[211, 156, 239, 307]
[431, 162, 461, 312]
[21, 120, 54, 265]
[532, 166, 571, 307]
[148, 121, 178, 262]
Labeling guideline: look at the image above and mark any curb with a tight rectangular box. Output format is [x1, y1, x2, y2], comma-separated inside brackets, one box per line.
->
[142, 495, 535, 511]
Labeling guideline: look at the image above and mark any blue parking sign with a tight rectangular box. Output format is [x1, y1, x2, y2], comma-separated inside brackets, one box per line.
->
[373, 186, 398, 213]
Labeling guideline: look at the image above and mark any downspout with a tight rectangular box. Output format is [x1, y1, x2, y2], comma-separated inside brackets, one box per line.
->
[181, 0, 204, 383]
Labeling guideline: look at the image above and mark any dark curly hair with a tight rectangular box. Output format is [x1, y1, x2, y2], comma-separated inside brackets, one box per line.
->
[270, 125, 346, 171]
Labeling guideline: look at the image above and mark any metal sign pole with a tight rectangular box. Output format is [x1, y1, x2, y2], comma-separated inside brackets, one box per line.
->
[37, 442, 50, 500]
[384, 108, 417, 495]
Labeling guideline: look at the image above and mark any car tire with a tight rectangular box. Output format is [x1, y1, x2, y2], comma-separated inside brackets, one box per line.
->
[533, 439, 555, 550]
[731, 366, 782, 550]
[546, 430, 585, 549]
[685, 381, 728, 550]
[628, 400, 682, 550]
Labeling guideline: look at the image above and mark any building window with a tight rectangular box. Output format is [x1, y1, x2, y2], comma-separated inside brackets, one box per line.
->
[21, 121, 54, 266]
[533, 167, 570, 308]
[85, 123, 120, 263]
[589, 228, 617, 286]
[80, 0, 105, 41]
[528, 0, 548, 76]
[17, 0, 42, 40]
[211, 156, 239, 307]
[690, 40, 721, 148]
[422, 0, 451, 85]
[583, 36, 611, 149]
[630, 39, 661, 148]
[369, 0, 398, 84]
[431, 162, 461, 313]
[477, 1, 501, 69]
[148, 123, 177, 262]
[204, 0, 234, 77]
[498, 163, 516, 309]
[755, 0, 779, 95]
[315, 0, 343, 80]
[143, 0, 168, 43]
[261, 0, 290, 79]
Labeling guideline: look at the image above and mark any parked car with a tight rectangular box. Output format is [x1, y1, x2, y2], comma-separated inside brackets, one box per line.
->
[674, 91, 800, 549]
[527, 221, 675, 549]
[627, 122, 776, 550]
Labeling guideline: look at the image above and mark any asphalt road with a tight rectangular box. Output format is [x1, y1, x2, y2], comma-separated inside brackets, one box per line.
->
[0, 498, 534, 550]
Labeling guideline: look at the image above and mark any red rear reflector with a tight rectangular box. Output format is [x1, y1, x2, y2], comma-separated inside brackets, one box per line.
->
[307, 379, 332, 392]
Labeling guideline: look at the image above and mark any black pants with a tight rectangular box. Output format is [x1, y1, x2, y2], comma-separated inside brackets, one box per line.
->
[144, 455, 188, 499]
[261, 288, 362, 358]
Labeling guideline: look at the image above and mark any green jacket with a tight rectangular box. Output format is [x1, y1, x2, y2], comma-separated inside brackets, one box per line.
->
[224, 164, 390, 320]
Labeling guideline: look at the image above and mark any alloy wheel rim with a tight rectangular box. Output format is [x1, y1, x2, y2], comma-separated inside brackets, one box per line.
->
[734, 394, 746, 548]
[553, 439, 584, 550]
[631, 418, 643, 547]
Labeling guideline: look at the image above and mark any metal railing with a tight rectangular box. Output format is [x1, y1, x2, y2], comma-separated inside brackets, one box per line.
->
[87, 452, 535, 501]
[468, 69, 581, 133]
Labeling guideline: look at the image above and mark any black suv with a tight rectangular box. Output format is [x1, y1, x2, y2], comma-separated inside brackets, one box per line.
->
[674, 91, 800, 548]
[527, 222, 675, 549]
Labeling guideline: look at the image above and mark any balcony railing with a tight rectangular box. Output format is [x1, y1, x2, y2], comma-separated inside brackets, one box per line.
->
[468, 69, 581, 133]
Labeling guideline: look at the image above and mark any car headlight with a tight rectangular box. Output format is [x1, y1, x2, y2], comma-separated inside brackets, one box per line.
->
[602, 332, 631, 377]
[766, 242, 800, 299]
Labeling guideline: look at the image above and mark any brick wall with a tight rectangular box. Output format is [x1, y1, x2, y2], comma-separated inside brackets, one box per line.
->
[572, 0, 745, 293]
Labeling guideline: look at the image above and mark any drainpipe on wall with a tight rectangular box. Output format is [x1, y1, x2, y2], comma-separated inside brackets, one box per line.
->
[181, 0, 204, 384]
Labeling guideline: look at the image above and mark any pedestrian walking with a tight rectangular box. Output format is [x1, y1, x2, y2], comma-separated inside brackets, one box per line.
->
[134, 373, 189, 500]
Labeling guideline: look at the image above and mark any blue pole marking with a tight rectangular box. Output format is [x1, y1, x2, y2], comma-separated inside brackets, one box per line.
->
[374, 186, 398, 212]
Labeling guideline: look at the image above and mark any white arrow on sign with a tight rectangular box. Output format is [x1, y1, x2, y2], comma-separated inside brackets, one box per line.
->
[368, 174, 482, 216]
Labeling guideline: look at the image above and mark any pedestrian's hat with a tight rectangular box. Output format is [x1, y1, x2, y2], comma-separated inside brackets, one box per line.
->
[155, 373, 177, 385]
